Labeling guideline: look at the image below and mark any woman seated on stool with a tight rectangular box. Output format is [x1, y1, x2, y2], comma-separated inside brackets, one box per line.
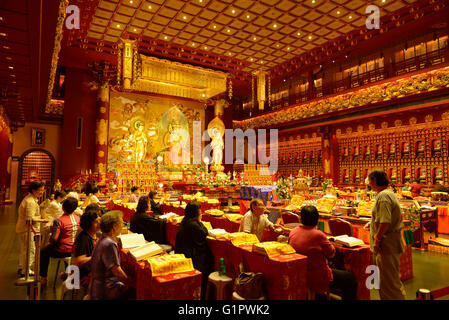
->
[39, 197, 81, 285]
[288, 205, 358, 300]
[72, 204, 102, 293]
[175, 201, 214, 300]
[88, 210, 135, 300]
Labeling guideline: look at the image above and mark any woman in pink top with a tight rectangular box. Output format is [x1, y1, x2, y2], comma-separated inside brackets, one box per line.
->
[288, 206, 357, 300]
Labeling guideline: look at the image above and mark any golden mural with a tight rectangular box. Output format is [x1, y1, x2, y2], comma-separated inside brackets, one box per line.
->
[107, 91, 205, 172]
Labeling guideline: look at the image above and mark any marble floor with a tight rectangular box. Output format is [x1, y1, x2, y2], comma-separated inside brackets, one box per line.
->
[1, 204, 449, 300]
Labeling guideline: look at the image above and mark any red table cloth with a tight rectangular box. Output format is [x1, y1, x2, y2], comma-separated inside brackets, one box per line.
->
[260, 229, 371, 300]
[201, 215, 241, 233]
[119, 247, 201, 300]
[206, 238, 307, 300]
[106, 202, 135, 223]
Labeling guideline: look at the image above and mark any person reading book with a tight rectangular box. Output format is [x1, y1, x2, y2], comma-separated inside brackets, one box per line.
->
[88, 210, 135, 300]
[175, 201, 214, 300]
[239, 198, 281, 241]
[130, 196, 166, 244]
[288, 206, 357, 300]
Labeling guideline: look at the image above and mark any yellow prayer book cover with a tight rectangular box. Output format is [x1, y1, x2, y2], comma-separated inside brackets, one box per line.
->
[147, 254, 194, 277]
[224, 214, 243, 223]
[202, 221, 213, 230]
[316, 197, 336, 213]
[253, 241, 296, 258]
[229, 232, 260, 247]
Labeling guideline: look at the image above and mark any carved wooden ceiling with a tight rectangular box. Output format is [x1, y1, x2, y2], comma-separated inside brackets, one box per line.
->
[1, 0, 449, 125]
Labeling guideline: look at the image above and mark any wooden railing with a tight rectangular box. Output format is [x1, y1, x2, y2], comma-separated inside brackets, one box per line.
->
[235, 46, 449, 120]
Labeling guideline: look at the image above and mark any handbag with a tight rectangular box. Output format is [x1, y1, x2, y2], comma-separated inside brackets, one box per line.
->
[234, 272, 265, 300]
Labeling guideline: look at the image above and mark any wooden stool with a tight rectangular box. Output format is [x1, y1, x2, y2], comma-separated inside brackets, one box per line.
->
[205, 272, 233, 300]
[53, 257, 71, 289]
[232, 291, 266, 300]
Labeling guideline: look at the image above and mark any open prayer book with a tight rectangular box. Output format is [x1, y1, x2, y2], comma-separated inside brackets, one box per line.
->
[117, 233, 146, 249]
[253, 241, 296, 258]
[328, 235, 364, 247]
[208, 228, 228, 238]
[129, 241, 164, 261]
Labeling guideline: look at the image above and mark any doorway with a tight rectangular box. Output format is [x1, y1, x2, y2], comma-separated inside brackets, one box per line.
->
[17, 149, 55, 204]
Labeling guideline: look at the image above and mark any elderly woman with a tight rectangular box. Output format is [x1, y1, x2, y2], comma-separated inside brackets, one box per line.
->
[130, 196, 166, 243]
[73, 204, 102, 292]
[148, 190, 164, 217]
[175, 201, 214, 300]
[88, 210, 135, 300]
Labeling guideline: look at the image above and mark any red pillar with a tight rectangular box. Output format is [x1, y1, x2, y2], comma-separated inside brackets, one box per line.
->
[94, 82, 109, 180]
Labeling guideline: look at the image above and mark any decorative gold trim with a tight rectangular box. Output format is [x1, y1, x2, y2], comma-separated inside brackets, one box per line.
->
[45, 0, 69, 115]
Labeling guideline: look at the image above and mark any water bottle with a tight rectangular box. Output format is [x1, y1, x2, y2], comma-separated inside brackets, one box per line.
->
[218, 257, 226, 276]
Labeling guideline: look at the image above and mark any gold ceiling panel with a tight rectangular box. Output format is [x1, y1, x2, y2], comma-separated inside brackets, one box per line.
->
[84, 0, 422, 73]
[164, 0, 184, 10]
[208, 1, 228, 13]
[98, 0, 117, 11]
[345, 0, 366, 10]
[277, 0, 296, 12]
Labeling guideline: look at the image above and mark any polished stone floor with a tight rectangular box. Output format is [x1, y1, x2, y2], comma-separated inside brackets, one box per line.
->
[1, 204, 449, 300]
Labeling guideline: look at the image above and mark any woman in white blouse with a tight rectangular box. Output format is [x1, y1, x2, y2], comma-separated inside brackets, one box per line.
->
[42, 190, 66, 246]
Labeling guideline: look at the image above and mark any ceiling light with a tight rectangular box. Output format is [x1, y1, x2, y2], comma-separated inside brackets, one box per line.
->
[297, 32, 301, 36]
[250, 58, 254, 61]
[382, 0, 386, 2]
[260, 61, 263, 64]
[148, 5, 152, 9]
[3, 46, 10, 49]
[349, 15, 352, 19]
[0, 32, 6, 37]
[0, 17, 3, 21]
[227, 29, 231, 32]
[12, 81, 16, 84]
[8, 66, 13, 69]
[213, 25, 217, 29]
[202, 93, 206, 97]
[204, 46, 208, 50]
[276, 44, 280, 47]
[192, 43, 195, 46]
[183, 16, 187, 20]
[10, 74, 15, 77]
[246, 15, 250, 19]
[308, 35, 312, 40]
[337, 10, 341, 14]
[199, 0, 203, 2]
[164, 36, 168, 39]
[116, 24, 120, 28]
[228, 52, 232, 56]
[312, 0, 316, 3]
[129, 0, 133, 3]
[253, 37, 257, 40]
[287, 47, 290, 51]
[231, 9, 235, 14]
[273, 24, 277, 28]
[134, 28, 137, 32]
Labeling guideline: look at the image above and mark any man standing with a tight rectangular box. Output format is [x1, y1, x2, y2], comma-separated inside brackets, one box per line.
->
[239, 198, 279, 241]
[366, 169, 406, 300]
[16, 181, 48, 278]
